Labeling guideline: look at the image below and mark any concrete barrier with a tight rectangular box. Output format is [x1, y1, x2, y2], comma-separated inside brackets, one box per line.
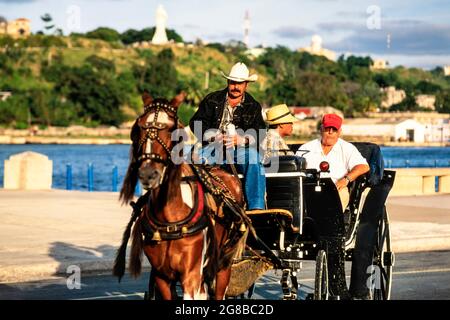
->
[390, 168, 450, 196]
[4, 151, 53, 190]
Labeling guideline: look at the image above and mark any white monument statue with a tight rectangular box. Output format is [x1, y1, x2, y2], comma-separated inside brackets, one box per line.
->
[299, 34, 336, 61]
[152, 4, 169, 45]
[311, 35, 323, 53]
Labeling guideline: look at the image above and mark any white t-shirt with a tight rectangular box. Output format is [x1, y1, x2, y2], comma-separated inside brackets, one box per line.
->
[296, 138, 368, 183]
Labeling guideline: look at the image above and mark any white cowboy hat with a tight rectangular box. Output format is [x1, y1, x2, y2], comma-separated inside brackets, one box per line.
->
[265, 104, 298, 125]
[221, 62, 258, 82]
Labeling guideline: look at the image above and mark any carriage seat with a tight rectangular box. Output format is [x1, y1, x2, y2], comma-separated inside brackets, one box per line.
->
[264, 155, 306, 231]
[345, 142, 386, 215]
[351, 142, 384, 187]
[245, 209, 296, 233]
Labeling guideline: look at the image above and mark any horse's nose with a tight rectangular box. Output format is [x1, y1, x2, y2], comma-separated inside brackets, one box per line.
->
[139, 168, 159, 181]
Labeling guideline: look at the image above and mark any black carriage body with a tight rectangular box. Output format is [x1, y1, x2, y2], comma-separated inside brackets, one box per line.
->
[239, 142, 396, 300]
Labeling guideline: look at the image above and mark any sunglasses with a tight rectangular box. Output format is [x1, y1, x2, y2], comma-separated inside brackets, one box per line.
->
[322, 127, 339, 133]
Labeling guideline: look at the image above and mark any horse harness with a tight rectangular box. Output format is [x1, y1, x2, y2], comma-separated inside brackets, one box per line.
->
[137, 101, 178, 166]
[132, 100, 251, 244]
[141, 179, 210, 242]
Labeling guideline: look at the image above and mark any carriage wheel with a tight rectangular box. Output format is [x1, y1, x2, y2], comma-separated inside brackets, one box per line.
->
[314, 250, 329, 300]
[370, 206, 395, 300]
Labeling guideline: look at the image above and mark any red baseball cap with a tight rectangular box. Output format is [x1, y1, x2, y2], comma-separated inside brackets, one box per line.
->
[322, 114, 342, 130]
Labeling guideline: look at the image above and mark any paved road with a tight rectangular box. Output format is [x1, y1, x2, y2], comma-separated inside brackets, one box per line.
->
[1, 251, 449, 300]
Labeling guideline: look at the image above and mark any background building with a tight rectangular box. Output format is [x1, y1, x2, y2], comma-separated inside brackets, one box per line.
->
[299, 35, 336, 61]
[343, 118, 425, 143]
[444, 65, 450, 76]
[0, 17, 30, 38]
[371, 59, 389, 70]
[380, 86, 406, 109]
[415, 94, 436, 110]
[344, 112, 450, 143]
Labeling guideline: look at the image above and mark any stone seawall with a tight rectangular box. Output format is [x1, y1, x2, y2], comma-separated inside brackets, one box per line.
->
[0, 135, 131, 144]
[390, 168, 450, 196]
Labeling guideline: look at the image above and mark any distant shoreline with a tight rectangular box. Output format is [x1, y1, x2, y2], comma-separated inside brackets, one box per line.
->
[0, 136, 131, 145]
[0, 135, 449, 147]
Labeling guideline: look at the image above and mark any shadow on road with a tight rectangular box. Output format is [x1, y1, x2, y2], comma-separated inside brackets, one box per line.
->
[48, 241, 117, 276]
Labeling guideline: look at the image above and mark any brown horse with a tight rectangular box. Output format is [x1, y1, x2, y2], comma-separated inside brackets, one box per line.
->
[113, 92, 248, 300]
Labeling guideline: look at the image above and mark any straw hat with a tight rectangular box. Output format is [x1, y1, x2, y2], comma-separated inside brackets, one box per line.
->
[221, 62, 258, 82]
[265, 104, 298, 125]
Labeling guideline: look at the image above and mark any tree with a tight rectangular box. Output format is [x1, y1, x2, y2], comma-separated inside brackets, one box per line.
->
[293, 71, 349, 112]
[436, 89, 450, 113]
[390, 92, 419, 112]
[415, 80, 442, 95]
[133, 48, 179, 99]
[343, 81, 381, 115]
[431, 66, 444, 77]
[120, 27, 183, 45]
[257, 46, 296, 80]
[86, 27, 121, 42]
[373, 71, 399, 88]
[85, 55, 116, 73]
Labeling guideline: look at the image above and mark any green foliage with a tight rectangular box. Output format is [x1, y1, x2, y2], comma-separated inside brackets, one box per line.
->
[436, 89, 450, 113]
[415, 80, 442, 94]
[390, 92, 419, 112]
[86, 27, 121, 42]
[112, 27, 184, 45]
[85, 55, 116, 73]
[177, 103, 197, 126]
[343, 81, 381, 115]
[51, 64, 127, 126]
[0, 95, 29, 126]
[1, 34, 449, 129]
[206, 42, 226, 53]
[372, 71, 399, 88]
[133, 48, 179, 98]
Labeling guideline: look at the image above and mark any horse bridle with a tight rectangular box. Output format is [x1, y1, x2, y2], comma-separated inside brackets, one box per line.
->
[137, 101, 178, 167]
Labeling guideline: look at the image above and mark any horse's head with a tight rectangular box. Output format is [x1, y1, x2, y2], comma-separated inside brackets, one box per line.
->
[135, 91, 186, 190]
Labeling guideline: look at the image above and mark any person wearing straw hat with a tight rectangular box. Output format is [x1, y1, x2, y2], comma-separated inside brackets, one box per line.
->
[262, 104, 297, 164]
[189, 62, 267, 210]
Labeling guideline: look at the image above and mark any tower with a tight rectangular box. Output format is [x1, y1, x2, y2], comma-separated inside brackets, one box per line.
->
[152, 4, 169, 45]
[243, 10, 250, 48]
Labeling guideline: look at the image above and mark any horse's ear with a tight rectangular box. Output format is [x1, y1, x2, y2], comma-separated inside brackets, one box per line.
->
[142, 91, 153, 107]
[170, 91, 187, 109]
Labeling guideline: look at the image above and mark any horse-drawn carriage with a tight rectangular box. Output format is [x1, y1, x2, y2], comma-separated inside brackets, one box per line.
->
[113, 93, 396, 300]
[226, 143, 396, 300]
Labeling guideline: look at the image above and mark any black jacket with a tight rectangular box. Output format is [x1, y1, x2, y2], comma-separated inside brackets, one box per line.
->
[189, 88, 266, 147]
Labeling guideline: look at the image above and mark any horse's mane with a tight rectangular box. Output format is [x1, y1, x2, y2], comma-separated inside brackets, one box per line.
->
[119, 119, 141, 204]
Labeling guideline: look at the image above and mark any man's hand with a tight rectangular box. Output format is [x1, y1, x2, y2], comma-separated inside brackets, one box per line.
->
[336, 177, 349, 191]
[223, 134, 246, 148]
[211, 132, 223, 143]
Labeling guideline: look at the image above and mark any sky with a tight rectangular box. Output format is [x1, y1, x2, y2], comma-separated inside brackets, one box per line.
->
[1, 0, 449, 69]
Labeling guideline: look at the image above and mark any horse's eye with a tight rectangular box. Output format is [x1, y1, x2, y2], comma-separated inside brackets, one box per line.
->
[155, 123, 167, 129]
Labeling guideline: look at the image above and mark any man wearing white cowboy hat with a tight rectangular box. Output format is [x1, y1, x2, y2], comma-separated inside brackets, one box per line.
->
[189, 62, 267, 210]
[262, 104, 297, 164]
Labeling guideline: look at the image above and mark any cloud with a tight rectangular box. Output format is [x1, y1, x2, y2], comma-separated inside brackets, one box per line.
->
[335, 10, 367, 19]
[320, 19, 450, 55]
[272, 26, 315, 39]
[203, 31, 243, 42]
[0, 0, 36, 3]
